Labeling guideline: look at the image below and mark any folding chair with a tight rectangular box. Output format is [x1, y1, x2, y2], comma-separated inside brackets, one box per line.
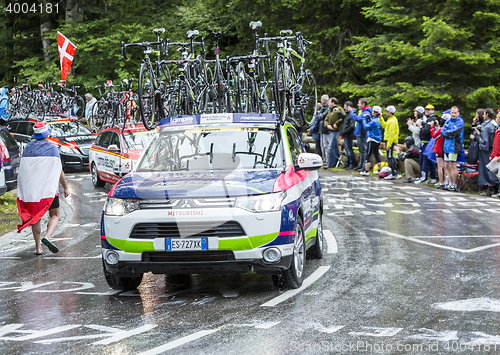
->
[457, 163, 479, 193]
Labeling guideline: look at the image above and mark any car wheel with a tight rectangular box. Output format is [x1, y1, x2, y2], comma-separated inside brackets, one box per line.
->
[284, 215, 305, 289]
[91, 163, 106, 188]
[102, 258, 143, 291]
[312, 212, 325, 259]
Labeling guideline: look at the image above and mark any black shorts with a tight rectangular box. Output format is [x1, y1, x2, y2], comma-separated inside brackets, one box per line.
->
[49, 196, 60, 210]
[365, 141, 381, 163]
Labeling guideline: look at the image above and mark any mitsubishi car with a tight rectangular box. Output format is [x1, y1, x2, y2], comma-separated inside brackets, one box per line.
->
[101, 113, 324, 290]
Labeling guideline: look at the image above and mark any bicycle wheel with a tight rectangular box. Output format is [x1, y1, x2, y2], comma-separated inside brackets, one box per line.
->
[73, 95, 85, 118]
[205, 64, 215, 113]
[273, 56, 287, 120]
[236, 62, 249, 113]
[300, 69, 318, 122]
[138, 63, 161, 130]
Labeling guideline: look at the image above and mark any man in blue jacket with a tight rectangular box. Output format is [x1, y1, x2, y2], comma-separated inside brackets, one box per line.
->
[441, 106, 464, 191]
[350, 98, 370, 171]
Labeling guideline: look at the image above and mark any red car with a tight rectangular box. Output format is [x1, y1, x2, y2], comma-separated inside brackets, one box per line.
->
[88, 124, 157, 187]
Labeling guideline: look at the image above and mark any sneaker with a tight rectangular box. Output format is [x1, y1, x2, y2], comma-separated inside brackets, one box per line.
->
[395, 173, 403, 179]
[435, 183, 444, 189]
[447, 184, 457, 191]
[360, 170, 369, 176]
[403, 178, 415, 183]
[384, 174, 396, 180]
[414, 178, 427, 184]
[427, 179, 437, 184]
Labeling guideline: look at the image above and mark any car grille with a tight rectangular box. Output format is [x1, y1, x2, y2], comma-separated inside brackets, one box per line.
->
[130, 221, 245, 239]
[142, 251, 235, 262]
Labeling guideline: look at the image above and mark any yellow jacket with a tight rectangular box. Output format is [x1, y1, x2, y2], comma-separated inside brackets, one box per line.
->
[379, 115, 399, 147]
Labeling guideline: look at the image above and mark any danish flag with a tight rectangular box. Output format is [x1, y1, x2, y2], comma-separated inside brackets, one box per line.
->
[57, 32, 76, 81]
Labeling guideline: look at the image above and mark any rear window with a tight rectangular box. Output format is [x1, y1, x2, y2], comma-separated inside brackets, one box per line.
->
[0, 128, 19, 151]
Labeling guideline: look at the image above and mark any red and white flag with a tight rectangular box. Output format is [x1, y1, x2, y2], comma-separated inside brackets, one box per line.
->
[57, 31, 77, 81]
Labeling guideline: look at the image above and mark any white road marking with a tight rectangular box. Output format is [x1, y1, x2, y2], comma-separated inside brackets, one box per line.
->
[76, 290, 121, 296]
[391, 210, 421, 214]
[349, 327, 403, 337]
[324, 230, 337, 254]
[433, 297, 500, 312]
[137, 328, 221, 355]
[0, 257, 21, 259]
[412, 235, 500, 239]
[370, 229, 500, 253]
[43, 255, 101, 260]
[0, 246, 24, 253]
[260, 266, 331, 307]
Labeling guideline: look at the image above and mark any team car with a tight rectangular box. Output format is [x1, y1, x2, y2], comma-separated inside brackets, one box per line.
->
[101, 113, 324, 290]
[88, 124, 157, 187]
[5, 117, 96, 170]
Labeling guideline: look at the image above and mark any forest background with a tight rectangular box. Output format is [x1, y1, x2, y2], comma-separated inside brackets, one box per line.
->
[1, 0, 500, 140]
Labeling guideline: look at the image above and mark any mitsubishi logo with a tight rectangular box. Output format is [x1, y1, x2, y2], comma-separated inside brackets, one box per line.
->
[180, 199, 191, 208]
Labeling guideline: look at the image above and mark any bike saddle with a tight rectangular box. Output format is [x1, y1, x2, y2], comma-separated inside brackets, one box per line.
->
[153, 28, 165, 35]
[186, 30, 199, 39]
[280, 30, 293, 36]
[249, 21, 262, 30]
[209, 32, 223, 41]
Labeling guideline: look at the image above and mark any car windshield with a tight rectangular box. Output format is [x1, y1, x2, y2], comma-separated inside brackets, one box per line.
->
[137, 126, 283, 172]
[50, 121, 92, 137]
[122, 131, 156, 151]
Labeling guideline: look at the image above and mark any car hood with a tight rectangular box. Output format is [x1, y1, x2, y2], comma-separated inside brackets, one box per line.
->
[111, 169, 282, 199]
[51, 135, 95, 146]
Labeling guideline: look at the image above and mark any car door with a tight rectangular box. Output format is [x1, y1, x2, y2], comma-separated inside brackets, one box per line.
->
[286, 126, 316, 242]
[95, 131, 112, 179]
[108, 131, 123, 178]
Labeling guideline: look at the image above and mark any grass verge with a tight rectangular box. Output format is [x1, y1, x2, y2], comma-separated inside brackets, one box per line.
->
[0, 191, 19, 236]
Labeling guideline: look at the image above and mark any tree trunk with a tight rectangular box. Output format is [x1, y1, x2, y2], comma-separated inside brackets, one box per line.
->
[40, 0, 52, 63]
[66, 0, 78, 23]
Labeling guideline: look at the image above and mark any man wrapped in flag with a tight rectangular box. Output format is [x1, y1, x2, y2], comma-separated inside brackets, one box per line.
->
[17, 121, 70, 255]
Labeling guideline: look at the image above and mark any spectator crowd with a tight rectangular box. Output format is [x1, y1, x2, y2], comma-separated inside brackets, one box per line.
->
[308, 95, 500, 195]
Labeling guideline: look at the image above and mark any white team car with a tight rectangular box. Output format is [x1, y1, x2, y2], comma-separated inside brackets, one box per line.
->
[101, 113, 324, 290]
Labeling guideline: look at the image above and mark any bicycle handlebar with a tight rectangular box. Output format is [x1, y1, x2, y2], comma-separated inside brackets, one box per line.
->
[121, 40, 163, 60]
[227, 54, 269, 63]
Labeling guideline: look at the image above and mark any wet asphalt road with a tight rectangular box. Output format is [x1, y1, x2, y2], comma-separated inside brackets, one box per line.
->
[1, 170, 500, 354]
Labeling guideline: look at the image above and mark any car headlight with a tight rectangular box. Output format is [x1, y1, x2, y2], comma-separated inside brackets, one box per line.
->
[235, 191, 286, 213]
[59, 145, 79, 154]
[104, 197, 139, 216]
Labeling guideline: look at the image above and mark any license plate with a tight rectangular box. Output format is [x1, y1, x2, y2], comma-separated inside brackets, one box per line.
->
[166, 238, 207, 251]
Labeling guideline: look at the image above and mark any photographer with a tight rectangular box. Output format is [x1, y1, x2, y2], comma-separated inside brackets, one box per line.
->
[324, 97, 345, 168]
[359, 106, 383, 176]
[431, 115, 447, 188]
[395, 137, 420, 183]
[341, 101, 356, 169]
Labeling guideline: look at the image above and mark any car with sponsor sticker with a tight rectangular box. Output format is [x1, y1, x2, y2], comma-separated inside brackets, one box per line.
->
[88, 124, 157, 187]
[0, 126, 21, 191]
[4, 117, 96, 170]
[101, 113, 324, 290]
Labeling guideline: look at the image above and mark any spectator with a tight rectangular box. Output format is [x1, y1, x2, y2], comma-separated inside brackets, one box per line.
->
[431, 114, 447, 189]
[341, 101, 356, 169]
[475, 108, 499, 196]
[441, 106, 464, 191]
[308, 102, 324, 158]
[395, 136, 420, 183]
[324, 97, 346, 168]
[351, 98, 371, 171]
[379, 105, 401, 179]
[467, 108, 484, 164]
[359, 105, 382, 176]
[408, 106, 424, 147]
[489, 109, 500, 197]
[416, 104, 438, 184]
[316, 94, 330, 166]
[79, 93, 97, 125]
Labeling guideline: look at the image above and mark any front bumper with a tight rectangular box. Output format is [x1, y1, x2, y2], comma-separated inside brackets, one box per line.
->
[61, 152, 89, 169]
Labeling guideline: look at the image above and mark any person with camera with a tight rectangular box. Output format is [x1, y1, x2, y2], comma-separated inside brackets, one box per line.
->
[474, 108, 499, 196]
[324, 97, 346, 168]
[341, 101, 356, 169]
[441, 106, 464, 191]
[415, 104, 439, 184]
[350, 98, 371, 171]
[395, 136, 420, 182]
[358, 105, 383, 176]
[431, 114, 447, 188]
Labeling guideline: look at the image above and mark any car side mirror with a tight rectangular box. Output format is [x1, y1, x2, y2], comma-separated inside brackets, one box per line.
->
[296, 153, 323, 171]
[108, 144, 120, 152]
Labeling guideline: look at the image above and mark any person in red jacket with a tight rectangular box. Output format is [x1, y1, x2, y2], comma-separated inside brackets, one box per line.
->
[490, 109, 500, 198]
[431, 114, 448, 188]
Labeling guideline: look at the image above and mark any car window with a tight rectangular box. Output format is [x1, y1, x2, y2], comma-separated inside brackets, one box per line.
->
[50, 121, 92, 137]
[138, 127, 283, 172]
[16, 121, 31, 135]
[26, 123, 34, 136]
[5, 121, 18, 133]
[0, 129, 19, 151]
[109, 132, 120, 148]
[287, 127, 304, 165]
[99, 132, 112, 148]
[122, 131, 155, 151]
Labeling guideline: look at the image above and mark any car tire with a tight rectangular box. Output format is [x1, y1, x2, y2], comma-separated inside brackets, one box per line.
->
[91, 163, 106, 188]
[102, 258, 143, 291]
[284, 215, 306, 289]
[312, 212, 325, 259]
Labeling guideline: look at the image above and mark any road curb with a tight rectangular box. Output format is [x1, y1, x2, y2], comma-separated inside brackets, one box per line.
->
[0, 194, 74, 254]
